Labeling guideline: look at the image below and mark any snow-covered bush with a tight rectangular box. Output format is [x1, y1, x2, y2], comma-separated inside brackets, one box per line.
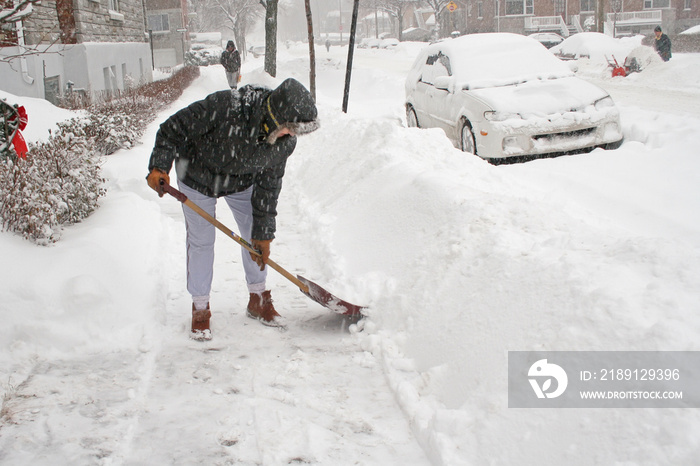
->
[0, 66, 200, 244]
[73, 66, 201, 155]
[83, 100, 152, 155]
[0, 120, 106, 244]
[137, 65, 200, 103]
[185, 48, 222, 66]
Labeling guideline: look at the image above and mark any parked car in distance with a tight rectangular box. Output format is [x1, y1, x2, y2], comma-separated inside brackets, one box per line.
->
[528, 32, 564, 49]
[405, 33, 623, 162]
[549, 32, 642, 63]
[358, 38, 382, 48]
[248, 45, 265, 58]
[379, 38, 399, 49]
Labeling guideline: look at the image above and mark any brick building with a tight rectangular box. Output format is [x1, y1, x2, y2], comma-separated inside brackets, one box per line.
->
[144, 0, 190, 68]
[402, 0, 699, 38]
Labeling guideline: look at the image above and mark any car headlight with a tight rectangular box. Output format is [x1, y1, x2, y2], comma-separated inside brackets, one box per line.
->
[502, 135, 529, 153]
[484, 111, 523, 122]
[594, 96, 615, 111]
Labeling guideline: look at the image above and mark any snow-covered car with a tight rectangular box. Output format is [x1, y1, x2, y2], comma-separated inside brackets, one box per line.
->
[379, 38, 399, 49]
[405, 33, 624, 162]
[549, 32, 642, 63]
[680, 24, 700, 35]
[528, 32, 564, 49]
[248, 45, 265, 58]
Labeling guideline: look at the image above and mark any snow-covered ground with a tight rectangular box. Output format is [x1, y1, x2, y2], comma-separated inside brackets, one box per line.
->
[1, 38, 699, 465]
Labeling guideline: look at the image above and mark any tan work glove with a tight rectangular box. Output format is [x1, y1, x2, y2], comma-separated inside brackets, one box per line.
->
[146, 168, 170, 197]
[250, 239, 272, 271]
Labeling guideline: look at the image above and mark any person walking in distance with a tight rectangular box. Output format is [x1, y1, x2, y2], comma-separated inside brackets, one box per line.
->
[653, 26, 672, 62]
[146, 78, 319, 339]
[221, 40, 241, 89]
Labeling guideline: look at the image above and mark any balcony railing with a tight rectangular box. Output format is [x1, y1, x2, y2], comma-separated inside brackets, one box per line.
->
[524, 16, 569, 36]
[607, 10, 662, 24]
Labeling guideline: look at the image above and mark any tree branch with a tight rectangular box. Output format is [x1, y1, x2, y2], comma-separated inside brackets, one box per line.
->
[0, 0, 41, 23]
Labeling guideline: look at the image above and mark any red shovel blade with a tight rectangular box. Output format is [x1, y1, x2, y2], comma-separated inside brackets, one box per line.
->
[297, 275, 365, 317]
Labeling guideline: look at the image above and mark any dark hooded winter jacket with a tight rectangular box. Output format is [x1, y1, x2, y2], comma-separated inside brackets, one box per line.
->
[148, 85, 296, 240]
[654, 33, 672, 62]
[221, 48, 241, 73]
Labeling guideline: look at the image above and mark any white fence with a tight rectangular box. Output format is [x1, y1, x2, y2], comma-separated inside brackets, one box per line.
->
[607, 10, 662, 24]
[524, 16, 569, 36]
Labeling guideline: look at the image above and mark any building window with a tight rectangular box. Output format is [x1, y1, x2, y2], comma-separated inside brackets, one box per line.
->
[580, 0, 595, 12]
[643, 0, 670, 7]
[505, 0, 533, 15]
[148, 14, 170, 32]
[555, 0, 565, 16]
[684, 0, 691, 9]
[109, 0, 120, 12]
[478, 1, 483, 18]
[104, 65, 118, 95]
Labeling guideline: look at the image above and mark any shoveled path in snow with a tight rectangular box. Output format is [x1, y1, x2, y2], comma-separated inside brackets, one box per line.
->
[0, 175, 429, 466]
[120, 203, 429, 465]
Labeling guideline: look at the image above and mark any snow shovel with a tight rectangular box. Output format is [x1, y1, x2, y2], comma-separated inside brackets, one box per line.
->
[160, 181, 365, 316]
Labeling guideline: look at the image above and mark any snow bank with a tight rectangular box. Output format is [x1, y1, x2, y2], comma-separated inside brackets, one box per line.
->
[286, 91, 700, 465]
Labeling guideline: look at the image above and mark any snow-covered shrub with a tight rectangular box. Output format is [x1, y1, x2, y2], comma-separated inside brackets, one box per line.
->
[185, 47, 222, 67]
[83, 101, 151, 155]
[84, 66, 201, 155]
[0, 66, 200, 244]
[0, 120, 106, 244]
[137, 65, 200, 103]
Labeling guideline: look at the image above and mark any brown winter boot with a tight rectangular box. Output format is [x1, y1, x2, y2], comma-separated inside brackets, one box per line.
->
[191, 303, 212, 341]
[246, 290, 285, 328]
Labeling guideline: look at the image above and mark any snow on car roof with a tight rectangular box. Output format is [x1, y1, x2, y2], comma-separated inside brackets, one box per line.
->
[529, 33, 563, 40]
[428, 33, 574, 90]
[550, 32, 643, 62]
[680, 24, 700, 35]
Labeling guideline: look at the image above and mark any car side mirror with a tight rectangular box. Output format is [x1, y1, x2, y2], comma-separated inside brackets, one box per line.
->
[433, 76, 454, 92]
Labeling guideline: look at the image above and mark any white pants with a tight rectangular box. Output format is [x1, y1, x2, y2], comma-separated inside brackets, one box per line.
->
[225, 71, 239, 89]
[178, 181, 266, 307]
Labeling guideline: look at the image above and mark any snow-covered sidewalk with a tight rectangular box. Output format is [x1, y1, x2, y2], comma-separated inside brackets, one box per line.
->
[2, 41, 700, 465]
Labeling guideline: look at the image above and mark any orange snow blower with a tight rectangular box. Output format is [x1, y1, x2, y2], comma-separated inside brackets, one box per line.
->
[607, 55, 627, 77]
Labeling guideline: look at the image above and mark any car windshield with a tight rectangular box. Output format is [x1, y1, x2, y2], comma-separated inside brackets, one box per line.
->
[435, 33, 574, 90]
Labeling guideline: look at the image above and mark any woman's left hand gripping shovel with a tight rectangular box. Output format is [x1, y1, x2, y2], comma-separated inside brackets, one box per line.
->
[160, 181, 365, 316]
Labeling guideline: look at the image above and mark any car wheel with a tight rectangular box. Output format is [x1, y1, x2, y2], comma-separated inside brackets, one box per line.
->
[460, 120, 476, 155]
[406, 106, 419, 128]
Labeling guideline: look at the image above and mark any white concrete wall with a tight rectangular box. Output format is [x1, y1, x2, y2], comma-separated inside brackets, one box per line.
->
[0, 42, 153, 101]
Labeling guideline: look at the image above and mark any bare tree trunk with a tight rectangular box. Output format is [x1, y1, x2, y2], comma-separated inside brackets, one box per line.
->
[235, 16, 246, 60]
[264, 0, 278, 77]
[304, 0, 316, 100]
